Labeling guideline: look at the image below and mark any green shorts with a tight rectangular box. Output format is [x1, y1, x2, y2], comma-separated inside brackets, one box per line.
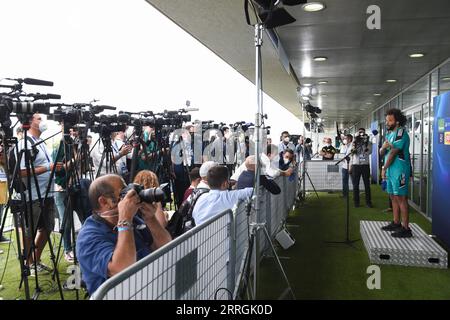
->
[386, 172, 409, 197]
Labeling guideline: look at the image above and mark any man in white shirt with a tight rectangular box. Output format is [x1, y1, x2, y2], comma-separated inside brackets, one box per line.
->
[193, 166, 253, 226]
[113, 131, 131, 178]
[196, 161, 219, 190]
[91, 131, 132, 178]
[278, 131, 296, 155]
[262, 144, 293, 178]
[231, 144, 293, 182]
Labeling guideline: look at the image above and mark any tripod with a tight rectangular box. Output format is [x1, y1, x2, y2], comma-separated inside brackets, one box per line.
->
[153, 127, 177, 210]
[297, 159, 319, 205]
[235, 194, 295, 300]
[325, 155, 359, 247]
[233, 23, 295, 300]
[49, 124, 90, 300]
[94, 131, 119, 178]
[77, 126, 95, 182]
[128, 124, 147, 182]
[2, 117, 64, 300]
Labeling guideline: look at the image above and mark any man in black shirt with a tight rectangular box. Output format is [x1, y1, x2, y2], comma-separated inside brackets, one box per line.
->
[320, 137, 337, 160]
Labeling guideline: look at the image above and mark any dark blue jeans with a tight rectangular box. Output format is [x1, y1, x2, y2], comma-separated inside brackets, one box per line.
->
[55, 191, 72, 253]
[342, 168, 349, 197]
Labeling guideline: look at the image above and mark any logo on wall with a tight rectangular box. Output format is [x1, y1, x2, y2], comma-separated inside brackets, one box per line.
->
[445, 132, 450, 145]
[437, 118, 450, 145]
[438, 118, 445, 132]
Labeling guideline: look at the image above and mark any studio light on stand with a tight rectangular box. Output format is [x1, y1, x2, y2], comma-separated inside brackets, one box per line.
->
[239, 0, 306, 300]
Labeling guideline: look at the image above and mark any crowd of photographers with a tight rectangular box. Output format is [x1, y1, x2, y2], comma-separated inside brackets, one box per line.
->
[0, 111, 300, 295]
[0, 78, 414, 299]
[0, 107, 414, 296]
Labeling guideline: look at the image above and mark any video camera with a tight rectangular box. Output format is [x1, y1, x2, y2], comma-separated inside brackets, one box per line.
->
[1, 99, 53, 117]
[304, 102, 321, 114]
[353, 132, 370, 152]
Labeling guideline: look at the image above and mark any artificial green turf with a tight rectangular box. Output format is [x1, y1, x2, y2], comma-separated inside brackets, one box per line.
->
[2, 186, 448, 300]
[0, 231, 86, 300]
[258, 186, 450, 300]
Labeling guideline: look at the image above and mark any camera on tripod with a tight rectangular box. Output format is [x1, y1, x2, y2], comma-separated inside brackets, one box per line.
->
[120, 183, 166, 203]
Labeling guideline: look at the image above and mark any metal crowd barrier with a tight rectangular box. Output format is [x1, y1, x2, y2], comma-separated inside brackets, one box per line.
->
[91, 210, 234, 300]
[303, 160, 365, 191]
[91, 171, 298, 300]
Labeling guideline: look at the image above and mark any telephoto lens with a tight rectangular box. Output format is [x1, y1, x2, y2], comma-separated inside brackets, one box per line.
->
[120, 183, 165, 203]
[139, 186, 165, 203]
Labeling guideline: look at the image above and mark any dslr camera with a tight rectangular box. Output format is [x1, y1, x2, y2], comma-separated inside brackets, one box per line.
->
[120, 183, 166, 203]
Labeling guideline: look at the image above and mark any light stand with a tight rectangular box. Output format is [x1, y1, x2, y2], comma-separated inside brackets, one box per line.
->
[243, 22, 294, 300]
[325, 155, 360, 247]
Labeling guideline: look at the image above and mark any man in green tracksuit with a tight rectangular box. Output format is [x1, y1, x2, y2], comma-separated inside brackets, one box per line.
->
[379, 108, 412, 238]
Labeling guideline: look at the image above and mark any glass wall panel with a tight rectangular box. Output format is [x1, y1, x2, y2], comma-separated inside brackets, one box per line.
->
[412, 108, 422, 206]
[405, 113, 414, 200]
[440, 61, 450, 94]
[422, 103, 429, 214]
[402, 77, 429, 109]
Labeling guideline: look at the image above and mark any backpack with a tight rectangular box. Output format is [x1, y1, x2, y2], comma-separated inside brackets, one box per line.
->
[166, 188, 209, 238]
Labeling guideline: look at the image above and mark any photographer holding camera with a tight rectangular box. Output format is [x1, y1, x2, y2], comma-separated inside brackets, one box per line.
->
[91, 130, 132, 178]
[349, 128, 373, 208]
[76, 174, 171, 295]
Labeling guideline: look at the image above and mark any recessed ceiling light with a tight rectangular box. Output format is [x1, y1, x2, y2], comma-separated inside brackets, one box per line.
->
[442, 77, 450, 81]
[409, 53, 425, 58]
[386, 79, 397, 83]
[366, 102, 372, 105]
[302, 83, 312, 86]
[313, 56, 328, 62]
[302, 2, 326, 12]
[373, 93, 382, 96]
[318, 80, 328, 84]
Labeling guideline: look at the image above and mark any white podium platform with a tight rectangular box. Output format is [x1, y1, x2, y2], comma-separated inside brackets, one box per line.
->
[360, 220, 448, 269]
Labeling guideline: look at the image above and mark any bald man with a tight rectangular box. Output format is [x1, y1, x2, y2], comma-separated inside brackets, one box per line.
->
[236, 156, 281, 194]
[76, 174, 171, 295]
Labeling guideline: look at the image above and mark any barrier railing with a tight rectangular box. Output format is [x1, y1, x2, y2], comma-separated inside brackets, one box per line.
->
[303, 160, 364, 191]
[91, 210, 234, 300]
[91, 171, 298, 300]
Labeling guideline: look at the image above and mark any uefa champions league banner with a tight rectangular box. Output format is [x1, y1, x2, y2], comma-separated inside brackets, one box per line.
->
[432, 91, 450, 248]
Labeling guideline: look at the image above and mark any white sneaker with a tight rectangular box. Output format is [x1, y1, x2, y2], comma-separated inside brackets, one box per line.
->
[64, 251, 74, 263]
[29, 262, 53, 276]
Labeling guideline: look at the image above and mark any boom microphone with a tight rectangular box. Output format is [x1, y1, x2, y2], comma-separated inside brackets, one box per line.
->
[97, 105, 116, 110]
[23, 78, 54, 87]
[28, 93, 61, 100]
[184, 107, 199, 112]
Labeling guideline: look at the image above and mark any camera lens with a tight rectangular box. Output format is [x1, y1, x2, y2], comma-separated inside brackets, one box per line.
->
[139, 187, 165, 203]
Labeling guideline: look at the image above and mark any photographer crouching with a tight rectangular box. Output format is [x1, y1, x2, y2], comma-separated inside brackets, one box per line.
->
[349, 128, 373, 208]
[76, 174, 172, 295]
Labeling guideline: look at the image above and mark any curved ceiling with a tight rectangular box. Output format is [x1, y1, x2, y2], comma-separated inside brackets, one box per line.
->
[145, 0, 450, 129]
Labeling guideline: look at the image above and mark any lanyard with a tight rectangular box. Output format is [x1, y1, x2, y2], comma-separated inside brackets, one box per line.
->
[30, 136, 51, 163]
